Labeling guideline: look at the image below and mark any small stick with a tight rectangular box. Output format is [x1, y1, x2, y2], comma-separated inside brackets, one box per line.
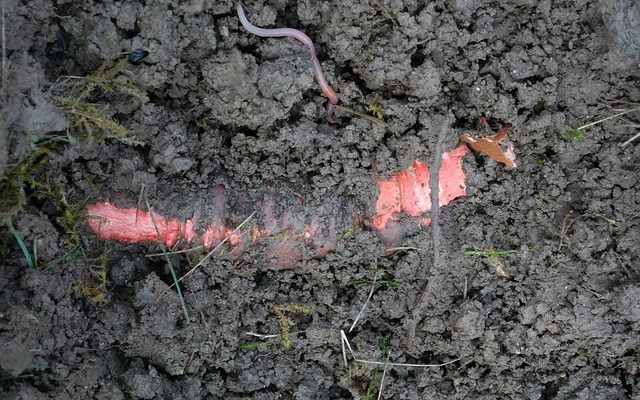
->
[184, 351, 196, 371]
[341, 330, 349, 368]
[557, 212, 574, 252]
[373, 0, 400, 26]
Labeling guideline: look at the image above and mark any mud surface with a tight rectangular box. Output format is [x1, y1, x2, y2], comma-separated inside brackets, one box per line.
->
[1, 0, 640, 398]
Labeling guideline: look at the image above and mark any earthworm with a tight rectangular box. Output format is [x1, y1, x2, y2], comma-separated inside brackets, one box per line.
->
[236, 2, 339, 122]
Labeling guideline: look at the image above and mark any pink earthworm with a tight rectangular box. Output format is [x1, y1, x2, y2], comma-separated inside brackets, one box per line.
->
[236, 2, 339, 123]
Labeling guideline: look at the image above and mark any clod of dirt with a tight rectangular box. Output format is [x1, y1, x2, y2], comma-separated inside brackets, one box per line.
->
[599, 0, 640, 59]
[1, 53, 67, 174]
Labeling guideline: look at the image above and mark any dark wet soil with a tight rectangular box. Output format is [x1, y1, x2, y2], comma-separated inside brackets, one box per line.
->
[1, 0, 639, 399]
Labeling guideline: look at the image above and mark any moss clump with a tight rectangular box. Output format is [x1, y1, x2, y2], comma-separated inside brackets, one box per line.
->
[365, 94, 385, 120]
[50, 59, 148, 142]
[273, 303, 315, 349]
[74, 250, 109, 302]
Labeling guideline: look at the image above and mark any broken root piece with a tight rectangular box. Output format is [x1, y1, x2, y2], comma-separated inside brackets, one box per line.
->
[460, 118, 517, 168]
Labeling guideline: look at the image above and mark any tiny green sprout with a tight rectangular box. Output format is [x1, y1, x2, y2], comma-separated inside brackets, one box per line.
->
[362, 372, 381, 400]
[365, 94, 385, 120]
[531, 97, 546, 116]
[238, 341, 269, 351]
[534, 154, 551, 165]
[561, 129, 587, 141]
[379, 334, 392, 359]
[74, 262, 108, 303]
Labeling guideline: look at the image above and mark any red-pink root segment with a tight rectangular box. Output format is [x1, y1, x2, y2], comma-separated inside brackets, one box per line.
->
[86, 199, 338, 270]
[370, 144, 469, 243]
[86, 145, 470, 266]
[86, 203, 196, 248]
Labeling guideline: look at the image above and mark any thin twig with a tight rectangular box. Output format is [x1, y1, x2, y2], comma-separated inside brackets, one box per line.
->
[353, 356, 461, 368]
[378, 348, 392, 400]
[404, 37, 430, 53]
[557, 212, 574, 252]
[46, 75, 85, 93]
[156, 211, 256, 298]
[558, 212, 616, 252]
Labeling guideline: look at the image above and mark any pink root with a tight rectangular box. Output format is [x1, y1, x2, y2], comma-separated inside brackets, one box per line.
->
[371, 144, 469, 242]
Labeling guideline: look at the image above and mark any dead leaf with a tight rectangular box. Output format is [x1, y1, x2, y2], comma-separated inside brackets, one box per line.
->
[460, 118, 516, 168]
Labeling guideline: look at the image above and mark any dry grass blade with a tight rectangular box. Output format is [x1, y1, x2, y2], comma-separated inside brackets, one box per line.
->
[245, 332, 280, 339]
[5, 219, 35, 269]
[334, 105, 388, 127]
[135, 184, 145, 227]
[576, 106, 640, 131]
[378, 348, 392, 400]
[340, 330, 460, 368]
[349, 271, 378, 333]
[144, 198, 190, 323]
[621, 131, 640, 147]
[146, 245, 204, 257]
